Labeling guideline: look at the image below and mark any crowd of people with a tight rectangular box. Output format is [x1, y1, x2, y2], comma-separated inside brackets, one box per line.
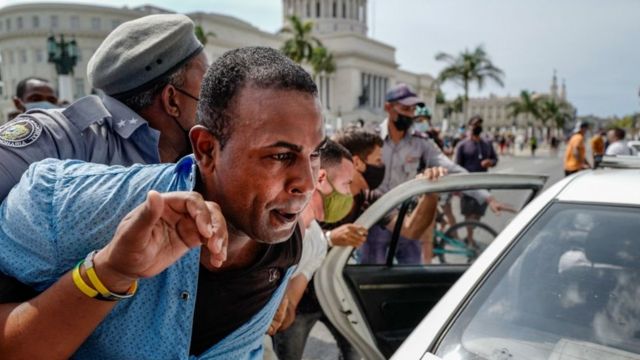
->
[2, 11, 634, 360]
[564, 121, 637, 176]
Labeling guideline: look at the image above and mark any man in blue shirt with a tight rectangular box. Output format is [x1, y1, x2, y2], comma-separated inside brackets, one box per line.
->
[0, 46, 325, 359]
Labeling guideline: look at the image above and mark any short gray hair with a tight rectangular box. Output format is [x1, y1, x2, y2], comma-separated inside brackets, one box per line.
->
[113, 60, 190, 113]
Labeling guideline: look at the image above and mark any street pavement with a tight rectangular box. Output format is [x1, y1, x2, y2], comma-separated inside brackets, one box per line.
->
[301, 145, 566, 360]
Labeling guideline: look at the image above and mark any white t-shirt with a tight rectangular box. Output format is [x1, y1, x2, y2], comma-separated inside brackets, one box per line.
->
[293, 220, 328, 281]
[605, 141, 635, 156]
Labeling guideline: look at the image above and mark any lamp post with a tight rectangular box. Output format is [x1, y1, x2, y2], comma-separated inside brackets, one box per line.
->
[47, 34, 78, 102]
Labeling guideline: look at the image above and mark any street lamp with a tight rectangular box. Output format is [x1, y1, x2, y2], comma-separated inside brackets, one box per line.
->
[47, 34, 78, 102]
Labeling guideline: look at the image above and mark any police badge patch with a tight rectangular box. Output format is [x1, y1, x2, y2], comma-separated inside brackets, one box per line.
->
[0, 119, 43, 147]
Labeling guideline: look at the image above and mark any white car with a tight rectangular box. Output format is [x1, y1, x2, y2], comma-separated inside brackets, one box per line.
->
[627, 140, 640, 154]
[316, 158, 640, 359]
[314, 173, 547, 359]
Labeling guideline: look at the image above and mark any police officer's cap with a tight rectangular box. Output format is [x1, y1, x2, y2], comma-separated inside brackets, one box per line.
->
[87, 14, 203, 96]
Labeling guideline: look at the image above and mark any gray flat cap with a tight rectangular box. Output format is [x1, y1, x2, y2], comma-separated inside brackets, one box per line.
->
[87, 14, 203, 96]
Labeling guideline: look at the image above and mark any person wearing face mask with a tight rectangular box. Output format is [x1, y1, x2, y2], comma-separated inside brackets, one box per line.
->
[454, 116, 498, 247]
[378, 84, 511, 262]
[0, 14, 208, 202]
[334, 127, 446, 265]
[12, 77, 59, 113]
[0, 13, 208, 343]
[414, 105, 449, 155]
[272, 139, 362, 360]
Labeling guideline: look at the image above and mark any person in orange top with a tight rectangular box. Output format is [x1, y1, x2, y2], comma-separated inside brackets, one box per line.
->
[590, 129, 606, 168]
[564, 121, 591, 176]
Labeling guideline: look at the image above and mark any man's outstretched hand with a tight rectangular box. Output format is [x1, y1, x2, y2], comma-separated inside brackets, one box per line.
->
[487, 196, 517, 215]
[93, 191, 228, 292]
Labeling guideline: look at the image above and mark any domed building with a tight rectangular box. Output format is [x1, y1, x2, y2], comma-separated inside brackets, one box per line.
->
[0, 1, 437, 128]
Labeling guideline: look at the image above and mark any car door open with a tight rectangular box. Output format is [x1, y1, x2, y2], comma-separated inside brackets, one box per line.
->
[315, 173, 547, 360]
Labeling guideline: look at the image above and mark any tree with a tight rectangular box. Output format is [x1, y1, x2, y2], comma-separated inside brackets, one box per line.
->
[310, 46, 336, 76]
[435, 45, 505, 118]
[281, 15, 335, 76]
[507, 90, 542, 126]
[539, 97, 572, 130]
[443, 95, 465, 120]
[194, 24, 215, 46]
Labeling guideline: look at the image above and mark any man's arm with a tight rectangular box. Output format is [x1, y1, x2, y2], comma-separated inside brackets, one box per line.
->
[421, 140, 512, 213]
[269, 274, 308, 335]
[454, 141, 464, 165]
[488, 141, 498, 166]
[0, 191, 227, 358]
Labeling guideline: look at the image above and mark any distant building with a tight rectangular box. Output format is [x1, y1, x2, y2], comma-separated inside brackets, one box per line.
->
[439, 70, 575, 131]
[0, 0, 437, 127]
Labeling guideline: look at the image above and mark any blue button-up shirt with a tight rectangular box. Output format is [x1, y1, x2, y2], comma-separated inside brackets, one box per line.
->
[0, 156, 290, 359]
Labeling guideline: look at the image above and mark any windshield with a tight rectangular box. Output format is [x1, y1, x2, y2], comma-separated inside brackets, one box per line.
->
[435, 202, 640, 360]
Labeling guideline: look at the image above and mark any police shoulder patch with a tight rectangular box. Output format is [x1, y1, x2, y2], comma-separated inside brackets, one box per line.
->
[0, 118, 43, 148]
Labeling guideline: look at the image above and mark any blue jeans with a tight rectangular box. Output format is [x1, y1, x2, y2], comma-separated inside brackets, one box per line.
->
[359, 224, 421, 265]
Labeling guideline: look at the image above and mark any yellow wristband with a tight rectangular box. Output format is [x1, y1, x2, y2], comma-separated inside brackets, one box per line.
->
[84, 250, 137, 301]
[72, 261, 99, 298]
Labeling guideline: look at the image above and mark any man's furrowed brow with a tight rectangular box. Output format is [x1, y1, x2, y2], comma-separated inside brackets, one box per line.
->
[266, 141, 303, 152]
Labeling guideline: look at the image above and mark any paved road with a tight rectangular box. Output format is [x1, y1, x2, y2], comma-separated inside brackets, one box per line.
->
[301, 149, 565, 360]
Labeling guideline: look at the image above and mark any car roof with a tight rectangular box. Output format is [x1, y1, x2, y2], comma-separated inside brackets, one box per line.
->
[555, 168, 640, 205]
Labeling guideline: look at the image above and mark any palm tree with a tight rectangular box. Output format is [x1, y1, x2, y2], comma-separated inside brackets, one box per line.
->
[280, 15, 322, 64]
[194, 24, 215, 46]
[310, 46, 336, 76]
[443, 95, 465, 120]
[280, 15, 335, 76]
[435, 45, 505, 118]
[507, 90, 542, 127]
[540, 97, 572, 131]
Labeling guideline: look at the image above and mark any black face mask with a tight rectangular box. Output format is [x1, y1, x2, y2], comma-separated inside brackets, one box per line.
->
[393, 114, 414, 132]
[362, 163, 385, 190]
[472, 125, 483, 136]
[171, 116, 193, 161]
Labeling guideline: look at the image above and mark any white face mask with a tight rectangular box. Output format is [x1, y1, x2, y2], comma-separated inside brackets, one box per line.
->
[413, 122, 429, 133]
[25, 101, 58, 111]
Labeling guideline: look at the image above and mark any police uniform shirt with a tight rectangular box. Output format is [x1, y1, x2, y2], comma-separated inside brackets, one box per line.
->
[378, 118, 490, 203]
[0, 95, 161, 200]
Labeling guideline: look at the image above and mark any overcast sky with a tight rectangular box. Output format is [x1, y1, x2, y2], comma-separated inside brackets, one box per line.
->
[2, 0, 639, 117]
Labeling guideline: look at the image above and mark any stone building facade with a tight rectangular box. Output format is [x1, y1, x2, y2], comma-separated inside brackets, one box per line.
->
[0, 1, 437, 127]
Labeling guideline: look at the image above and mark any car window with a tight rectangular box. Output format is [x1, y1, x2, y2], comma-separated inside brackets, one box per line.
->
[350, 188, 535, 266]
[435, 202, 640, 359]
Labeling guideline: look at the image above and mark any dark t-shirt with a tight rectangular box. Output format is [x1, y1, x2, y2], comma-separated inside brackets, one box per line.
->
[189, 225, 303, 356]
[455, 138, 497, 173]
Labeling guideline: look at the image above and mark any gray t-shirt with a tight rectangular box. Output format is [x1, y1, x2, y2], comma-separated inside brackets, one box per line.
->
[0, 95, 161, 200]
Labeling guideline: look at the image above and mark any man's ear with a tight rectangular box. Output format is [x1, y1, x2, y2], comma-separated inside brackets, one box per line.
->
[316, 169, 331, 193]
[12, 97, 25, 113]
[191, 125, 218, 171]
[161, 85, 181, 118]
[383, 102, 393, 114]
[352, 155, 366, 173]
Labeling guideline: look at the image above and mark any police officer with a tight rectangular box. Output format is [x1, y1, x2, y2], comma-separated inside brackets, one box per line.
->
[0, 13, 208, 200]
[379, 83, 511, 262]
[0, 12, 208, 334]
